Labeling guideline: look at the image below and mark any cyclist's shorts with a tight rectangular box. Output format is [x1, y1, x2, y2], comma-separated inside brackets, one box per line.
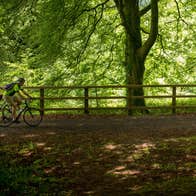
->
[4, 95, 15, 106]
[4, 94, 23, 106]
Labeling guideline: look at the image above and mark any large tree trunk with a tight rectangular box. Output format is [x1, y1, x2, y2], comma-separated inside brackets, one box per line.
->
[114, 0, 158, 115]
[125, 34, 146, 115]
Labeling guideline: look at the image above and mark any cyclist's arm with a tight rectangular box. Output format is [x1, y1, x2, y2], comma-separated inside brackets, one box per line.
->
[20, 89, 32, 99]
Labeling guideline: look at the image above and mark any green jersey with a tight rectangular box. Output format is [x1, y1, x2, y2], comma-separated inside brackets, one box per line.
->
[5, 83, 22, 96]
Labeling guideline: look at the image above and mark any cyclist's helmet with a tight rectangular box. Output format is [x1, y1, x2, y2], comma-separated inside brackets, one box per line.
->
[17, 77, 25, 83]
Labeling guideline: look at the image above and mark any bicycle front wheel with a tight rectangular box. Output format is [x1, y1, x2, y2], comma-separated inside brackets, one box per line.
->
[23, 107, 43, 127]
[0, 105, 13, 127]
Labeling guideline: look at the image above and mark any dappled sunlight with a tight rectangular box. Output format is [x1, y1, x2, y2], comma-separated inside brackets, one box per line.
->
[44, 166, 57, 174]
[128, 185, 143, 191]
[130, 142, 155, 160]
[18, 149, 33, 157]
[103, 143, 120, 151]
[152, 163, 161, 169]
[164, 138, 180, 142]
[83, 191, 96, 195]
[73, 161, 81, 165]
[0, 114, 195, 195]
[22, 134, 40, 138]
[35, 142, 46, 147]
[134, 142, 155, 152]
[46, 131, 57, 135]
[0, 133, 6, 138]
[107, 165, 141, 176]
[125, 155, 135, 163]
[102, 142, 125, 155]
[114, 165, 126, 170]
[165, 136, 196, 143]
[104, 142, 156, 179]
[43, 146, 53, 151]
[186, 154, 196, 161]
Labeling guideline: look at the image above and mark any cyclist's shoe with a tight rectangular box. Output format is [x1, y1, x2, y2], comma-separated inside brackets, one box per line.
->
[12, 119, 21, 123]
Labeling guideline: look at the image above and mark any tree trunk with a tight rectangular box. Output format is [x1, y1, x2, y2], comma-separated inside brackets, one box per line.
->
[125, 38, 146, 114]
[125, 29, 147, 115]
[114, 0, 158, 115]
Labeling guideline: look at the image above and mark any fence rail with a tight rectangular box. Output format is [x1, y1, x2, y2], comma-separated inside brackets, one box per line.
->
[21, 84, 196, 115]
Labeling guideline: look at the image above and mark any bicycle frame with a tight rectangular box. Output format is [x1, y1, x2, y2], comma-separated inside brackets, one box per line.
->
[0, 99, 43, 127]
[14, 101, 29, 121]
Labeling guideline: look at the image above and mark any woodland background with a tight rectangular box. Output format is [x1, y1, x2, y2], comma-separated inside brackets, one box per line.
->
[0, 0, 195, 112]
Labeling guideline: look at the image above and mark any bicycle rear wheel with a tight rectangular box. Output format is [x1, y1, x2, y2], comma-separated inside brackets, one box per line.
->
[0, 105, 13, 127]
[23, 107, 43, 127]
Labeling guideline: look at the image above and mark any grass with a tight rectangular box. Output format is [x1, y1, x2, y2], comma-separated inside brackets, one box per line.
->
[40, 97, 196, 116]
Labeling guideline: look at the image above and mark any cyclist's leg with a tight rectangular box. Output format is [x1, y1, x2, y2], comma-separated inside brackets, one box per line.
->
[13, 93, 24, 108]
[0, 100, 12, 127]
[4, 95, 17, 121]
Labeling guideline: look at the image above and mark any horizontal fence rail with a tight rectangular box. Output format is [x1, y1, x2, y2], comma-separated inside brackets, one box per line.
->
[28, 84, 196, 114]
[0, 84, 195, 115]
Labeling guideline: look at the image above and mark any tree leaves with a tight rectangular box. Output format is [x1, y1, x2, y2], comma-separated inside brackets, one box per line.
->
[0, 0, 195, 86]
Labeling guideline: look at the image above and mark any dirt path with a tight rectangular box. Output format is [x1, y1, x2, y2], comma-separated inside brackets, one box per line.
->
[45, 114, 196, 131]
[0, 114, 195, 140]
[0, 114, 196, 195]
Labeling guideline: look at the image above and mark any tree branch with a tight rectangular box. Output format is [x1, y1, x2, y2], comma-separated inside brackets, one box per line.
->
[140, 0, 158, 59]
[83, 0, 111, 12]
[139, 0, 160, 16]
[76, 4, 105, 64]
[139, 4, 151, 16]
[174, 0, 189, 40]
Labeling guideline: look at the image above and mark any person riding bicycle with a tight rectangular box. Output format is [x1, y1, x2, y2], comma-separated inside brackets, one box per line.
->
[3, 78, 31, 122]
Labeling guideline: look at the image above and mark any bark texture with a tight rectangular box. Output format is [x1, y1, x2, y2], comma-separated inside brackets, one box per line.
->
[114, 0, 158, 114]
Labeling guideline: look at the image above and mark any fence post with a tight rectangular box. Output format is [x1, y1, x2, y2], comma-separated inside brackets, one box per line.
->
[84, 87, 89, 114]
[40, 87, 45, 115]
[127, 85, 133, 115]
[172, 86, 176, 114]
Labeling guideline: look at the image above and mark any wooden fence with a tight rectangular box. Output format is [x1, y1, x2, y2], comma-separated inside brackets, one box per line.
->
[24, 84, 196, 115]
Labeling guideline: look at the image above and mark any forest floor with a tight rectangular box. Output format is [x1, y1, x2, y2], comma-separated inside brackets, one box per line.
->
[0, 114, 196, 195]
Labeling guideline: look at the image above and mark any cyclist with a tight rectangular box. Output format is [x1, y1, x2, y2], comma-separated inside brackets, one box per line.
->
[3, 78, 31, 122]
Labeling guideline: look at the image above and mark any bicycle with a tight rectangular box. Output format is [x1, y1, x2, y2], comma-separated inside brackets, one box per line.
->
[0, 99, 43, 127]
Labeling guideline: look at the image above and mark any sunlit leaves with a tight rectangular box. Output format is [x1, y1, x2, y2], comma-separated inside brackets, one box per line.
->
[0, 0, 195, 86]
[145, 0, 196, 84]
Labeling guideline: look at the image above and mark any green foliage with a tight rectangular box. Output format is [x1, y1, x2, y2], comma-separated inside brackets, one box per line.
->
[145, 0, 196, 84]
[0, 0, 195, 107]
